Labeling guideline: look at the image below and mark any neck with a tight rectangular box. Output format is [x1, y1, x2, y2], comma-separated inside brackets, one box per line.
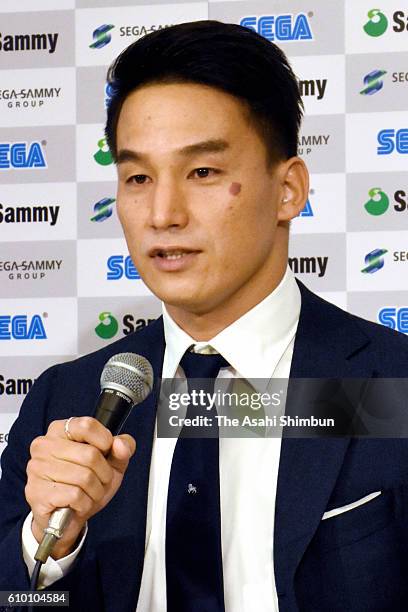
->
[166, 244, 288, 341]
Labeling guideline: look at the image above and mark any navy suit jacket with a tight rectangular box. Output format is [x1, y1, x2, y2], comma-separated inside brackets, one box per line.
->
[1, 281, 408, 612]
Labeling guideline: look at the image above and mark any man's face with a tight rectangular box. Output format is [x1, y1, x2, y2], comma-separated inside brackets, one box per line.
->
[115, 82, 292, 320]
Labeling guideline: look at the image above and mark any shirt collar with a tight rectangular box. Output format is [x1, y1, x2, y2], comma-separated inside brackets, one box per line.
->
[162, 265, 301, 383]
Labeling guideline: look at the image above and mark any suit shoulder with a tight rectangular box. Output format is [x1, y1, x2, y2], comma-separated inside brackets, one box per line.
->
[303, 285, 408, 365]
[348, 309, 408, 349]
[46, 316, 164, 380]
[17, 317, 163, 426]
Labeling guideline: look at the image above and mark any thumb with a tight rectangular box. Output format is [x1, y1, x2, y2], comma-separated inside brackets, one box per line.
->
[109, 435, 136, 471]
[116, 434, 137, 457]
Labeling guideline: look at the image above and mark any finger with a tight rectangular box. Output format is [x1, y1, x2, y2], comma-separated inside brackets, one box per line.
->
[47, 417, 113, 454]
[40, 458, 107, 503]
[27, 478, 95, 521]
[107, 435, 136, 474]
[29, 439, 114, 486]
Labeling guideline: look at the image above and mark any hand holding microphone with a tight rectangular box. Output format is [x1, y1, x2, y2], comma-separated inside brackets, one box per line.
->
[26, 415, 135, 560]
[24, 353, 153, 563]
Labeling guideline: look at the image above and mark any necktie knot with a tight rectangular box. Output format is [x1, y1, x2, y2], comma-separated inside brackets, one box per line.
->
[180, 349, 229, 382]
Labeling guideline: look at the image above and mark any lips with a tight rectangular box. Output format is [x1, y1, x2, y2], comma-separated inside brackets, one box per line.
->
[148, 246, 201, 271]
[149, 247, 200, 259]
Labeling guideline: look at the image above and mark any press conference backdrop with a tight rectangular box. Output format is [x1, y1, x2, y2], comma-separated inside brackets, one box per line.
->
[0, 0, 407, 462]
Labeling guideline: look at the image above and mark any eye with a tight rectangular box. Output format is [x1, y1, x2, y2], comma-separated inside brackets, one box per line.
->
[189, 167, 219, 179]
[127, 174, 150, 184]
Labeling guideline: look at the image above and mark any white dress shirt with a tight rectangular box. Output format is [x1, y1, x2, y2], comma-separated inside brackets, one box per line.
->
[22, 266, 301, 611]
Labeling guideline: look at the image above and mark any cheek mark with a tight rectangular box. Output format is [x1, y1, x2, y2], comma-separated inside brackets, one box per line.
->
[229, 182, 241, 196]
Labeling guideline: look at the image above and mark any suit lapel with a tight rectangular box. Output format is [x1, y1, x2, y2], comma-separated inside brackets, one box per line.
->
[274, 282, 373, 597]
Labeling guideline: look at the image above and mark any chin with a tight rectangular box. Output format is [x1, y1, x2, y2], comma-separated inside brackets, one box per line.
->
[159, 292, 200, 311]
[144, 278, 196, 306]
[158, 289, 214, 316]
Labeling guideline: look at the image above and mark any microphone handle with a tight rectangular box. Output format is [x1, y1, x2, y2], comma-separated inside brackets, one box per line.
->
[34, 388, 134, 564]
[94, 387, 134, 433]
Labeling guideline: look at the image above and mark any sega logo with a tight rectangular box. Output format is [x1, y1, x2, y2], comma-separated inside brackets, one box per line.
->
[0, 142, 47, 169]
[378, 307, 408, 334]
[107, 255, 140, 280]
[377, 129, 408, 155]
[0, 315, 47, 340]
[240, 13, 313, 42]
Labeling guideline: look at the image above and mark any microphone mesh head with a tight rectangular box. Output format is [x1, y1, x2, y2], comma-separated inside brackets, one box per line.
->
[101, 353, 154, 404]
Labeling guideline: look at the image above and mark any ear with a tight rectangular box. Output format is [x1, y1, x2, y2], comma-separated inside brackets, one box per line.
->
[277, 157, 309, 222]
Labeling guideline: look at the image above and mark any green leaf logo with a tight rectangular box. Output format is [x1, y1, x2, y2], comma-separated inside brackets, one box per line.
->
[95, 311, 119, 339]
[364, 187, 389, 216]
[363, 9, 388, 37]
[94, 137, 113, 166]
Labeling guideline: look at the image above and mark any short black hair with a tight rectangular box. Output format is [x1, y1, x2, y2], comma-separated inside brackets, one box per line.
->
[105, 20, 303, 164]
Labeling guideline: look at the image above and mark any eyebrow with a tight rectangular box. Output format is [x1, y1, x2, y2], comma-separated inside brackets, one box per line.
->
[116, 138, 230, 165]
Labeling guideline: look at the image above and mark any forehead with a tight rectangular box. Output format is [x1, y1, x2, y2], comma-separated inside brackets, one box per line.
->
[116, 82, 255, 150]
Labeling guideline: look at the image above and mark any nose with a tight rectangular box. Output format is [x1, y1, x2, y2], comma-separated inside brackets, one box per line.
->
[149, 177, 188, 231]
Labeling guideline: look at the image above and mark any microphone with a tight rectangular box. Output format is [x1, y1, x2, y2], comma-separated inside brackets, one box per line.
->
[33, 352, 154, 564]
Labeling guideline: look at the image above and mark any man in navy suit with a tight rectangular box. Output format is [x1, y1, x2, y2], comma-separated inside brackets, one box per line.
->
[1, 21, 408, 612]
